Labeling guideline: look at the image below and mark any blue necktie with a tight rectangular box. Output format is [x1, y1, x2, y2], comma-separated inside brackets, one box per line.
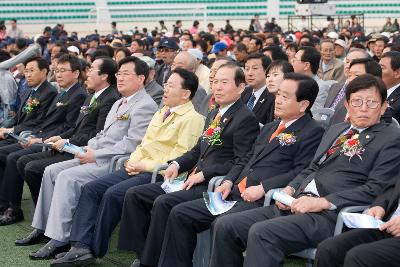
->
[247, 94, 256, 110]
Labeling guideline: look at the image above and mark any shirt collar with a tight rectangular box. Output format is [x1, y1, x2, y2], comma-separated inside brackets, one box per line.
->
[122, 88, 141, 103]
[61, 82, 77, 93]
[280, 117, 300, 129]
[252, 85, 266, 103]
[387, 82, 400, 98]
[94, 86, 108, 99]
[219, 102, 235, 117]
[31, 80, 45, 91]
[350, 124, 366, 133]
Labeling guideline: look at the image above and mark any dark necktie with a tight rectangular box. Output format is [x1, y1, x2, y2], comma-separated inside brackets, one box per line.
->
[163, 109, 171, 122]
[247, 94, 256, 110]
[325, 128, 358, 159]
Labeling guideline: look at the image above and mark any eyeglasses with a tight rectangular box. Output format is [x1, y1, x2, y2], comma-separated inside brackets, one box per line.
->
[23, 69, 39, 74]
[54, 68, 73, 74]
[88, 67, 100, 73]
[158, 48, 176, 53]
[350, 98, 380, 109]
[115, 72, 139, 78]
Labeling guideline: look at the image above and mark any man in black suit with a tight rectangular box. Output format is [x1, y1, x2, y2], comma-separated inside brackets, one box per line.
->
[379, 51, 400, 123]
[118, 62, 260, 267]
[0, 57, 58, 147]
[328, 58, 382, 125]
[209, 74, 400, 267]
[0, 54, 86, 225]
[158, 73, 325, 267]
[241, 53, 274, 125]
[13, 57, 119, 210]
[315, 174, 400, 267]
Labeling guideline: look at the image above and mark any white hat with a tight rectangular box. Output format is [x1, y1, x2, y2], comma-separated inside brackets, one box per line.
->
[334, 39, 347, 49]
[67, 46, 80, 54]
[327, 32, 339, 40]
[139, 56, 156, 69]
[188, 48, 203, 61]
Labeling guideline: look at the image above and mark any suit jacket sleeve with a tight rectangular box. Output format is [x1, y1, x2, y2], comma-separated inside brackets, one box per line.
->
[68, 99, 115, 146]
[13, 88, 57, 134]
[93, 103, 156, 162]
[201, 113, 260, 181]
[261, 125, 324, 192]
[371, 183, 395, 210]
[325, 139, 400, 210]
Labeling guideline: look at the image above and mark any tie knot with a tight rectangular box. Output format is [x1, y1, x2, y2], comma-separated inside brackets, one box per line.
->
[163, 109, 171, 121]
[214, 112, 221, 122]
[276, 123, 286, 132]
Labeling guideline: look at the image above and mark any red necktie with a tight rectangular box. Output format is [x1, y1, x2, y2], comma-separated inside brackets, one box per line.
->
[269, 123, 286, 142]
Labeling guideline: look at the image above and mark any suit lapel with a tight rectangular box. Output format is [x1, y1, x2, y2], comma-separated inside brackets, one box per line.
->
[388, 85, 400, 106]
[314, 123, 350, 163]
[326, 82, 345, 107]
[46, 82, 78, 116]
[252, 89, 269, 114]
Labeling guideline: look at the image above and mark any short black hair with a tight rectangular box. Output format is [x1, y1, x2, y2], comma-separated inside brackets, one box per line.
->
[92, 49, 111, 61]
[283, 72, 319, 115]
[381, 51, 400, 71]
[0, 50, 11, 63]
[24, 56, 49, 74]
[299, 46, 321, 75]
[132, 38, 144, 48]
[118, 56, 150, 81]
[218, 62, 245, 87]
[245, 53, 272, 71]
[346, 74, 387, 104]
[171, 67, 198, 100]
[15, 38, 27, 50]
[97, 45, 114, 58]
[57, 54, 81, 73]
[97, 57, 118, 85]
[350, 58, 382, 78]
[265, 60, 294, 76]
[115, 47, 131, 58]
[251, 37, 263, 47]
[262, 45, 288, 61]
[235, 43, 248, 53]
[265, 34, 280, 45]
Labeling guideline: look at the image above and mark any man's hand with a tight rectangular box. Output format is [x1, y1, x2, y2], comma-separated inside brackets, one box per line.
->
[21, 137, 43, 148]
[182, 171, 205, 190]
[291, 196, 331, 214]
[215, 181, 233, 200]
[276, 186, 295, 210]
[52, 139, 67, 151]
[380, 216, 400, 237]
[125, 160, 146, 176]
[164, 163, 179, 181]
[0, 128, 12, 139]
[76, 147, 94, 164]
[44, 136, 62, 144]
[367, 206, 386, 219]
[241, 185, 265, 202]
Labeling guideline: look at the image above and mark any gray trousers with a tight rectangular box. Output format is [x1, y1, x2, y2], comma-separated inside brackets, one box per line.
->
[32, 158, 109, 242]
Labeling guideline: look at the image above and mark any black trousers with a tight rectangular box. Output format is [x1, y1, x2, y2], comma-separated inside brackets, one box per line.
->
[69, 170, 156, 258]
[315, 228, 400, 267]
[158, 197, 261, 267]
[0, 142, 41, 205]
[17, 150, 74, 205]
[118, 181, 208, 267]
[209, 205, 337, 267]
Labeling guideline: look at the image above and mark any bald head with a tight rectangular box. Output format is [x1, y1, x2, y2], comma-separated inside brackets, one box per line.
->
[171, 51, 197, 73]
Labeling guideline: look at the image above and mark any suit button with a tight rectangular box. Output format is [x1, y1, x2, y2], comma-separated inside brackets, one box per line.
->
[249, 168, 253, 172]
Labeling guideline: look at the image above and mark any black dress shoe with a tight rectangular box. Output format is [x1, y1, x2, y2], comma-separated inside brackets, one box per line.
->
[15, 229, 49, 246]
[29, 243, 70, 260]
[0, 208, 24, 226]
[50, 247, 95, 267]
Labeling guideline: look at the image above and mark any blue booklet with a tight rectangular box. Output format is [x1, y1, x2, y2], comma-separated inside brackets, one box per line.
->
[203, 192, 237, 215]
[61, 142, 86, 156]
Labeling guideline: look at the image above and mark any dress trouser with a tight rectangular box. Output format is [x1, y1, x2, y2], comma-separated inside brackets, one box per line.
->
[118, 181, 208, 267]
[69, 170, 158, 258]
[158, 197, 260, 267]
[315, 228, 400, 267]
[17, 150, 74, 205]
[209, 205, 337, 267]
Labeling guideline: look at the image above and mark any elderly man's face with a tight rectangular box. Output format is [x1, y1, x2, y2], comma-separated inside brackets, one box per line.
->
[345, 86, 387, 129]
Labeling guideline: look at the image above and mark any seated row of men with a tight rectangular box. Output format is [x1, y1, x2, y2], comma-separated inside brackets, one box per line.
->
[0, 52, 399, 267]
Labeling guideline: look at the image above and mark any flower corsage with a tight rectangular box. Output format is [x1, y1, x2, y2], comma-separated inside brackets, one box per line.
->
[277, 132, 297, 146]
[24, 98, 40, 113]
[117, 114, 129, 120]
[201, 119, 223, 145]
[341, 134, 364, 161]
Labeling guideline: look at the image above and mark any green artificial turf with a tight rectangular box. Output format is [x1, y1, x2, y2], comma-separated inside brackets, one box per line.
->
[0, 185, 305, 266]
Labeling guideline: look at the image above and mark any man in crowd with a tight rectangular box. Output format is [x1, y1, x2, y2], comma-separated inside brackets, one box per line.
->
[21, 56, 157, 260]
[317, 39, 344, 81]
[241, 53, 274, 125]
[51, 68, 205, 266]
[209, 74, 400, 267]
[155, 38, 179, 86]
[13, 57, 119, 210]
[158, 73, 325, 267]
[139, 56, 164, 105]
[118, 62, 260, 267]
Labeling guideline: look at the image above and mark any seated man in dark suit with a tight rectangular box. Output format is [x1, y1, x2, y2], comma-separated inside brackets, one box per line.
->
[315, 173, 400, 267]
[209, 74, 400, 267]
[158, 73, 325, 267]
[11, 57, 119, 212]
[117, 62, 260, 267]
[0, 54, 87, 225]
[0, 56, 57, 142]
[241, 53, 274, 125]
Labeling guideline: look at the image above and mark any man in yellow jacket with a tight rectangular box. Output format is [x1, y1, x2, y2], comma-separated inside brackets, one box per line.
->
[49, 68, 205, 266]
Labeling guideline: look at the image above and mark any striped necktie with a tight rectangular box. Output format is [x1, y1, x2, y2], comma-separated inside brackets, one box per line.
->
[247, 93, 256, 110]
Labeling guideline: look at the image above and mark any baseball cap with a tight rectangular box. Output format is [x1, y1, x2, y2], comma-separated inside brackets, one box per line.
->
[157, 38, 179, 50]
[211, 41, 228, 54]
[334, 39, 347, 49]
[188, 48, 203, 60]
[139, 56, 156, 69]
[327, 32, 339, 40]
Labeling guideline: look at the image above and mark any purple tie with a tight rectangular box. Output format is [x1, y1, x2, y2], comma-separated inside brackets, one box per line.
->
[331, 84, 346, 109]
[163, 109, 171, 122]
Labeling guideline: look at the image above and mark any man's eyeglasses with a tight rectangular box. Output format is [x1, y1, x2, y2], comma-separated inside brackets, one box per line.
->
[350, 99, 380, 109]
[115, 72, 139, 78]
[54, 68, 73, 74]
[158, 48, 176, 53]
